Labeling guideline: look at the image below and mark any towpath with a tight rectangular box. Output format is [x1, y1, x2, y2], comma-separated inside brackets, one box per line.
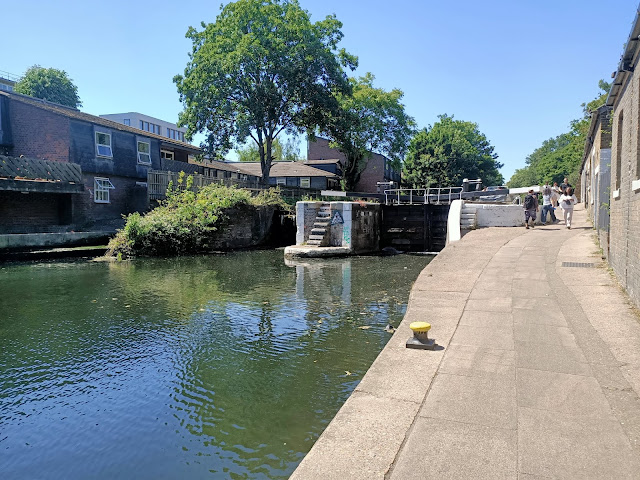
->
[291, 205, 640, 479]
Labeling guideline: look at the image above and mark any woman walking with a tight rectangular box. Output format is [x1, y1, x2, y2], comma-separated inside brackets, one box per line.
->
[559, 187, 577, 229]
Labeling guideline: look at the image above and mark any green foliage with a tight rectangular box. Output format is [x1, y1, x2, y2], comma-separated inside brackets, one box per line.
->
[508, 80, 611, 188]
[106, 182, 288, 258]
[235, 137, 302, 162]
[318, 73, 415, 191]
[402, 114, 504, 188]
[174, 0, 356, 184]
[14, 65, 82, 108]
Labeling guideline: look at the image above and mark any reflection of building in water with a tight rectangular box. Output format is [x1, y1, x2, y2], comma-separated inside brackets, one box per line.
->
[287, 258, 352, 306]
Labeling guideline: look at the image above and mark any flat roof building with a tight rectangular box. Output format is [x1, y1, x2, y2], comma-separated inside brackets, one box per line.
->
[99, 112, 187, 143]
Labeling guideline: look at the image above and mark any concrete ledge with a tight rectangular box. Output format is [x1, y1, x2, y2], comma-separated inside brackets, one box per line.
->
[0, 231, 114, 251]
[284, 245, 352, 258]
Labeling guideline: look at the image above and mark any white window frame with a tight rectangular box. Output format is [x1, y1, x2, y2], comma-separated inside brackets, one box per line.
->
[94, 177, 115, 203]
[95, 131, 113, 158]
[160, 149, 174, 161]
[276, 177, 286, 186]
[137, 140, 152, 165]
[123, 118, 130, 126]
[300, 177, 310, 188]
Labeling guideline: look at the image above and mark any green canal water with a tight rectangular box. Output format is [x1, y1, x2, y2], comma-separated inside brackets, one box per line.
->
[0, 251, 431, 479]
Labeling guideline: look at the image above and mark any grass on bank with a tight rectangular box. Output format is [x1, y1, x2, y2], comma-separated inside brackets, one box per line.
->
[106, 175, 288, 258]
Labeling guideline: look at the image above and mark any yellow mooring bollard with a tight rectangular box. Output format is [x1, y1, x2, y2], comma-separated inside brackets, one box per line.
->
[406, 321, 436, 350]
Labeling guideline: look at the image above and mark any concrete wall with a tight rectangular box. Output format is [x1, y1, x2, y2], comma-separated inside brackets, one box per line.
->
[463, 203, 534, 227]
[295, 201, 380, 253]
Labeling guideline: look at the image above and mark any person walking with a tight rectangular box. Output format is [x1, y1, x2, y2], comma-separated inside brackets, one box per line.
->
[559, 187, 577, 229]
[523, 189, 538, 229]
[560, 177, 572, 194]
[540, 184, 557, 225]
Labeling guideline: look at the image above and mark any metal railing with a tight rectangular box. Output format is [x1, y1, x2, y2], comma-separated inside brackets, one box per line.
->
[384, 187, 464, 205]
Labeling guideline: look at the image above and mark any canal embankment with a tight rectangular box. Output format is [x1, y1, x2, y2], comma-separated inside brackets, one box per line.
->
[291, 205, 640, 479]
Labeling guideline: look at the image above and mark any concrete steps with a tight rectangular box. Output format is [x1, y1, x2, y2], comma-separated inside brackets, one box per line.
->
[460, 206, 477, 230]
[307, 203, 331, 246]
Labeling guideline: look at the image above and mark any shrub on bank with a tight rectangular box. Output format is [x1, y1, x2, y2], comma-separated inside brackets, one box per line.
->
[106, 179, 288, 258]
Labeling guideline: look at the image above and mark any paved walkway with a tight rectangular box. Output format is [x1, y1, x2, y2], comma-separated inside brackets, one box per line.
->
[291, 206, 640, 479]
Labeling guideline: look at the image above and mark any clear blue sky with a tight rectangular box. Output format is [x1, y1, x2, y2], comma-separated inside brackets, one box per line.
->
[3, 0, 638, 180]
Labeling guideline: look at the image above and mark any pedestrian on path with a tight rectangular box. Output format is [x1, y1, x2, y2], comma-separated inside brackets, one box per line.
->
[559, 187, 577, 229]
[523, 189, 538, 229]
[540, 184, 557, 225]
[560, 177, 572, 194]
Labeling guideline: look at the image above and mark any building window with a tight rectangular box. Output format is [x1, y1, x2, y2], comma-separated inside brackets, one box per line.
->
[300, 177, 310, 188]
[123, 118, 131, 126]
[94, 177, 115, 203]
[137, 141, 151, 165]
[95, 132, 112, 157]
[167, 128, 185, 142]
[139, 120, 160, 134]
[160, 149, 174, 161]
[276, 177, 286, 186]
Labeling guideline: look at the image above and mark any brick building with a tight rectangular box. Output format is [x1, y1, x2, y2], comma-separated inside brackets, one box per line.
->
[0, 91, 199, 234]
[306, 137, 401, 192]
[597, 8, 640, 308]
[580, 105, 612, 255]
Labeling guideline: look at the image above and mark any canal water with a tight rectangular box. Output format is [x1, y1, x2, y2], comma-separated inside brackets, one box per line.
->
[0, 251, 431, 479]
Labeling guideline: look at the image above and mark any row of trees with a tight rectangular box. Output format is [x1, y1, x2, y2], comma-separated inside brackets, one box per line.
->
[508, 80, 611, 188]
[175, 0, 503, 189]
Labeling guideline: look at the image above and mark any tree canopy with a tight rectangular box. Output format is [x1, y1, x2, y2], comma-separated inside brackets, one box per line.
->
[14, 65, 82, 108]
[318, 73, 415, 190]
[507, 80, 611, 188]
[402, 114, 504, 188]
[235, 136, 301, 162]
[174, 0, 356, 184]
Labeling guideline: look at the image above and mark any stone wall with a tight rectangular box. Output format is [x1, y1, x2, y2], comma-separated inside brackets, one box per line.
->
[210, 205, 275, 249]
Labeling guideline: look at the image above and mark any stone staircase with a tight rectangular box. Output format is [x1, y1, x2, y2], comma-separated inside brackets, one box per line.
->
[460, 204, 478, 230]
[307, 203, 331, 246]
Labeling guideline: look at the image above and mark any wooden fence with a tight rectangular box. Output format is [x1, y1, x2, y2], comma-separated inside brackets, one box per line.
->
[0, 155, 82, 183]
[147, 169, 321, 202]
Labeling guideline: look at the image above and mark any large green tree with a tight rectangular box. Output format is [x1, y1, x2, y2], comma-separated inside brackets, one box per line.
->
[174, 0, 356, 184]
[235, 136, 301, 162]
[318, 73, 415, 190]
[507, 80, 611, 188]
[14, 65, 81, 108]
[402, 114, 504, 188]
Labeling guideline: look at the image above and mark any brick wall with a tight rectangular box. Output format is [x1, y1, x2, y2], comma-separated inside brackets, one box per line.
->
[8, 98, 70, 163]
[307, 137, 396, 192]
[0, 191, 72, 234]
[73, 173, 149, 230]
[609, 73, 640, 308]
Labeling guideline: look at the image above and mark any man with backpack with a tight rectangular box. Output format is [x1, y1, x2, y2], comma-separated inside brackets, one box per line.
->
[523, 189, 539, 229]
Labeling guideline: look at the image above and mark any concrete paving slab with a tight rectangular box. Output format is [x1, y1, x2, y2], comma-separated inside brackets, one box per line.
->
[420, 373, 517, 429]
[451, 324, 515, 350]
[465, 297, 512, 312]
[514, 323, 578, 348]
[516, 368, 612, 418]
[459, 310, 513, 328]
[513, 297, 560, 310]
[515, 341, 591, 376]
[468, 289, 513, 300]
[389, 417, 517, 480]
[518, 407, 640, 479]
[512, 307, 567, 327]
[289, 391, 421, 480]
[439, 344, 515, 378]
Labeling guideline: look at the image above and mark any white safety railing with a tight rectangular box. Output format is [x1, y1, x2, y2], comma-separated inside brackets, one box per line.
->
[384, 187, 464, 205]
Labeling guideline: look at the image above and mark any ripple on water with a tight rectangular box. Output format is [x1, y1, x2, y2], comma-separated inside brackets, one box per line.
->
[0, 252, 431, 479]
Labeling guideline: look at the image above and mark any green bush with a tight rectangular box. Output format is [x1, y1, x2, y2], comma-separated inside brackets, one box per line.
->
[106, 181, 288, 258]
